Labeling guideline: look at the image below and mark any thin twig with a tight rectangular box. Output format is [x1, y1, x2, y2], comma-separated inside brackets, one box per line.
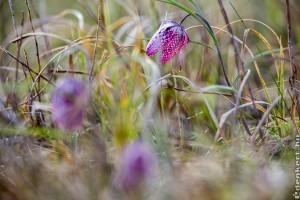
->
[250, 97, 281, 142]
[25, 0, 42, 93]
[24, 50, 38, 124]
[217, 0, 261, 138]
[24, 0, 45, 125]
[0, 44, 54, 123]
[285, 0, 299, 119]
[49, 69, 90, 75]
[8, 0, 21, 87]
[19, 12, 26, 77]
[7, 0, 18, 37]
[0, 45, 51, 84]
[29, 0, 55, 71]
[217, 0, 240, 72]
[89, 4, 102, 82]
[7, 1, 23, 121]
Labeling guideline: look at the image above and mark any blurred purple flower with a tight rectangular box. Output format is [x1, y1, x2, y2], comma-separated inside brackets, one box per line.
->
[119, 141, 156, 191]
[146, 20, 189, 70]
[51, 77, 89, 131]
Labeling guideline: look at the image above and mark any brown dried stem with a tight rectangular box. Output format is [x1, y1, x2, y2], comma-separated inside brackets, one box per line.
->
[217, 0, 261, 138]
[285, 0, 299, 119]
[89, 4, 102, 82]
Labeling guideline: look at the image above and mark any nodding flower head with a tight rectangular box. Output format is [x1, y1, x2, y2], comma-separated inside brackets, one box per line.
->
[51, 77, 90, 131]
[119, 141, 156, 191]
[146, 20, 189, 70]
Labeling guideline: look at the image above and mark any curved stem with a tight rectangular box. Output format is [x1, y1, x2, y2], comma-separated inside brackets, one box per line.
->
[181, 13, 232, 88]
[180, 13, 192, 25]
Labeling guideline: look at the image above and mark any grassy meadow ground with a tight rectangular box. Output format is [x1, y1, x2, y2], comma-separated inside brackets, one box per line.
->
[0, 0, 299, 199]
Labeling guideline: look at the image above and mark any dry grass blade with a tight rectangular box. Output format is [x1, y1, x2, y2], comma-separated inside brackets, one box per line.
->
[0, 1, 296, 199]
[0, 45, 51, 84]
[250, 96, 281, 142]
[89, 4, 102, 82]
[215, 101, 269, 142]
[10, 32, 73, 44]
[234, 69, 251, 116]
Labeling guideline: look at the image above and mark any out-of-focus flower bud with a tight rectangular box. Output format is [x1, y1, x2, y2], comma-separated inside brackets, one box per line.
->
[51, 77, 89, 131]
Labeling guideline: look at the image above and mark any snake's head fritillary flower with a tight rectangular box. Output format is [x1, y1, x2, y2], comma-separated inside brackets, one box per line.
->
[146, 20, 189, 70]
[51, 77, 90, 131]
[119, 141, 156, 191]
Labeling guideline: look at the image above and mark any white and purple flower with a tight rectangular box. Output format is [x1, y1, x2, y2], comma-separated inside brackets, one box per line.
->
[146, 20, 189, 70]
[51, 77, 89, 131]
[118, 141, 156, 191]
